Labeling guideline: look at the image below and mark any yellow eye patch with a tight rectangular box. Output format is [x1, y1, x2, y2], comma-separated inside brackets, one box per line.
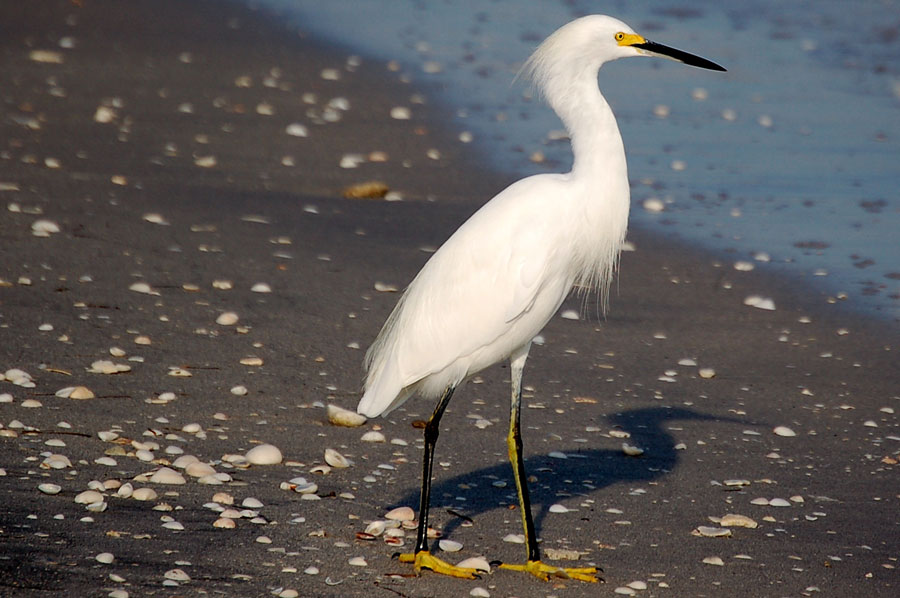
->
[615, 32, 646, 46]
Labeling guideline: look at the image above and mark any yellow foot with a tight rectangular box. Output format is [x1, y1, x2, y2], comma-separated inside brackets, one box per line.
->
[499, 560, 600, 583]
[397, 551, 480, 579]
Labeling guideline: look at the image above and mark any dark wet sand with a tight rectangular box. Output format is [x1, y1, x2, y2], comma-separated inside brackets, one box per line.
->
[1, 1, 897, 597]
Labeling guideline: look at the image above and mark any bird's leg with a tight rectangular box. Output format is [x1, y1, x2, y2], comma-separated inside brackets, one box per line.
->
[497, 348, 600, 583]
[396, 385, 479, 579]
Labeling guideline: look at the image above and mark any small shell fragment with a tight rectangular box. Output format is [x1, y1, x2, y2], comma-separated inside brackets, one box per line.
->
[693, 526, 732, 538]
[621, 443, 644, 457]
[326, 404, 367, 427]
[343, 181, 389, 199]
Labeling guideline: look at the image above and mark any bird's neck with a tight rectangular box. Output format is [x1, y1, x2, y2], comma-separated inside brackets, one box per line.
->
[554, 79, 627, 183]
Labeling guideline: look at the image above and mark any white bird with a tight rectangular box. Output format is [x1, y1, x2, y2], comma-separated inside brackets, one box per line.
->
[358, 15, 725, 582]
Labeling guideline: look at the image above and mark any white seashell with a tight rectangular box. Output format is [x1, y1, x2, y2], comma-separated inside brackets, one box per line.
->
[245, 443, 282, 465]
[95, 552, 114, 564]
[31, 219, 60, 235]
[128, 281, 158, 295]
[74, 490, 104, 505]
[470, 588, 491, 598]
[503, 533, 525, 544]
[131, 487, 157, 501]
[242, 497, 264, 509]
[360, 431, 386, 443]
[95, 456, 117, 467]
[88, 360, 131, 374]
[309, 464, 331, 475]
[548, 503, 571, 513]
[348, 556, 368, 567]
[162, 521, 184, 531]
[38, 483, 62, 495]
[622, 443, 644, 456]
[42, 454, 72, 469]
[719, 514, 758, 528]
[285, 123, 308, 137]
[385, 506, 415, 522]
[698, 368, 716, 379]
[694, 526, 732, 538]
[365, 520, 386, 536]
[98, 431, 119, 442]
[324, 448, 351, 468]
[185, 462, 216, 478]
[250, 282, 272, 293]
[773, 426, 796, 437]
[172, 455, 200, 469]
[750, 497, 770, 506]
[216, 311, 239, 326]
[214, 517, 236, 528]
[212, 492, 234, 505]
[86, 500, 107, 512]
[117, 483, 134, 498]
[702, 556, 725, 566]
[164, 568, 190, 582]
[149, 467, 186, 485]
[768, 498, 791, 507]
[390, 106, 411, 120]
[743, 295, 776, 310]
[326, 404, 367, 427]
[438, 539, 463, 552]
[457, 557, 492, 573]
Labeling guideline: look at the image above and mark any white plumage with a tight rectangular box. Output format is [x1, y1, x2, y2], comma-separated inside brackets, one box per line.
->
[359, 16, 638, 418]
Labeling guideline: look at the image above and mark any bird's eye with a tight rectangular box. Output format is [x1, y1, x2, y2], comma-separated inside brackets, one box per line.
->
[614, 32, 625, 41]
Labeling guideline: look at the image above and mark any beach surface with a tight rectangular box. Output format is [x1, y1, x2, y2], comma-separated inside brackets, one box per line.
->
[0, 1, 897, 597]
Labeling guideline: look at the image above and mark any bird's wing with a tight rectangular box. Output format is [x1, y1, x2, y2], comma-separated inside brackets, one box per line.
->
[391, 176, 568, 387]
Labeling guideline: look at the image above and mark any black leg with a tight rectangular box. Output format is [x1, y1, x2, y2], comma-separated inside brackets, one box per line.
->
[413, 384, 455, 553]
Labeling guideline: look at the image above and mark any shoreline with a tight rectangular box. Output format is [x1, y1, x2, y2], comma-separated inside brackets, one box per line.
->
[1, 1, 897, 597]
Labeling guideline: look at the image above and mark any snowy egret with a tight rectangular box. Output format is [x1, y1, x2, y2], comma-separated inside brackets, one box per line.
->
[358, 15, 725, 582]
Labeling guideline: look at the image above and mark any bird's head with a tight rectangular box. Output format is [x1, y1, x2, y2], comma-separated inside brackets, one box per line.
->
[522, 15, 725, 103]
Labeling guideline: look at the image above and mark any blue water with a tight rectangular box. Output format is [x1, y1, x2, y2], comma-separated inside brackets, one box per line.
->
[258, 0, 899, 322]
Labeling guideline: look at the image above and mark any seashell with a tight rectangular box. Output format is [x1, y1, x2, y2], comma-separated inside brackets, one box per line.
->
[216, 312, 239, 326]
[245, 443, 282, 465]
[385, 506, 415, 522]
[457, 557, 491, 573]
[95, 552, 114, 564]
[116, 483, 134, 498]
[348, 557, 367, 567]
[773, 426, 796, 437]
[38, 483, 62, 495]
[324, 448, 351, 468]
[74, 490, 104, 504]
[242, 497, 264, 509]
[41, 454, 72, 470]
[309, 465, 331, 475]
[438, 539, 463, 552]
[131, 487, 157, 501]
[360, 431, 386, 443]
[342, 181, 389, 200]
[621, 443, 644, 456]
[326, 404, 367, 427]
[185, 462, 216, 478]
[171, 455, 200, 469]
[364, 521, 386, 536]
[693, 526, 732, 538]
[214, 517, 236, 529]
[356, 532, 376, 541]
[212, 492, 234, 505]
[149, 467, 186, 485]
[719, 514, 758, 529]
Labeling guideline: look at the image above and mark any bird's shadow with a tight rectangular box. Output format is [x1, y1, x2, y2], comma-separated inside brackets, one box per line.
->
[391, 406, 729, 540]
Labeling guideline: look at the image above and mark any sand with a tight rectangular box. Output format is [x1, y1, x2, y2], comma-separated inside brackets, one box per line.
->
[0, 1, 897, 597]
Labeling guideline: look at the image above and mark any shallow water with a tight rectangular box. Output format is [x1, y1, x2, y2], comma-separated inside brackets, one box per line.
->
[259, 0, 899, 321]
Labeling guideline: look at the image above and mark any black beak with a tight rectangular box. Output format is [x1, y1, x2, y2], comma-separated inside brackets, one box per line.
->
[633, 40, 726, 72]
